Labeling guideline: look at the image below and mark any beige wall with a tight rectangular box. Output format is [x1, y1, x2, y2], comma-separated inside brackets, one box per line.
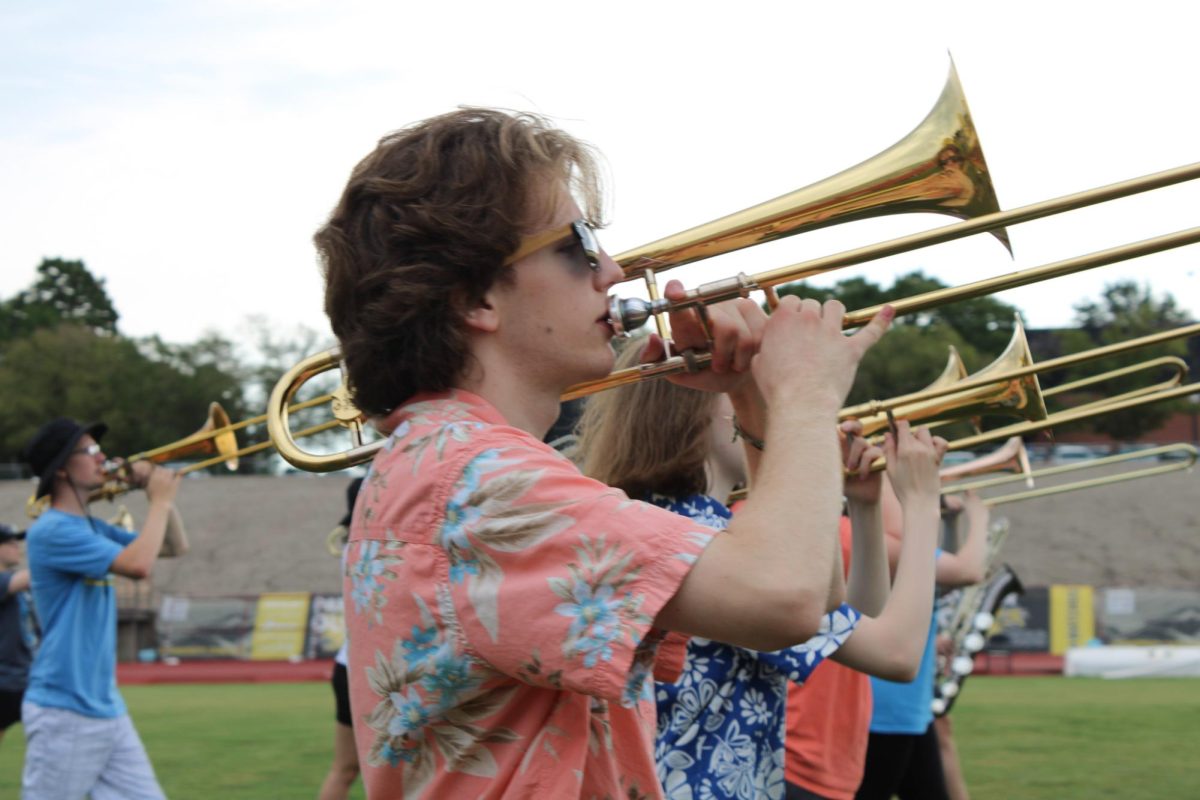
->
[1, 475, 350, 597]
[3, 462, 1198, 596]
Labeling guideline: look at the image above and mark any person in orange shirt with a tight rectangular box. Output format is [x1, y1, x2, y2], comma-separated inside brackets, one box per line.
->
[783, 518, 874, 800]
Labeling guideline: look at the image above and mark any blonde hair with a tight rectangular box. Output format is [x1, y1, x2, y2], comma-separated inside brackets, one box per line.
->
[576, 341, 717, 499]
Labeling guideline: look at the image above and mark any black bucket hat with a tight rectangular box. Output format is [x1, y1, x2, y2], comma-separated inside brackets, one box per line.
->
[20, 418, 109, 500]
[0, 523, 25, 544]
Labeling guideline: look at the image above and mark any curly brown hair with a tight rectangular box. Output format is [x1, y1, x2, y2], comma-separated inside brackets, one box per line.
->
[316, 108, 605, 416]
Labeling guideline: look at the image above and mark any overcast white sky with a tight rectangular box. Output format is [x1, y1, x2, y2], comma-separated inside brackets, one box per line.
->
[3, 1, 1198, 350]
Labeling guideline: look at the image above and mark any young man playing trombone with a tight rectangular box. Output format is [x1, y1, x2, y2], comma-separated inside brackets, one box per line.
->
[316, 108, 901, 798]
[19, 418, 187, 799]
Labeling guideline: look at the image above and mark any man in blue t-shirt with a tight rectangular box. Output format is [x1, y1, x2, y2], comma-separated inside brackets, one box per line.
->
[20, 418, 188, 799]
[0, 523, 36, 747]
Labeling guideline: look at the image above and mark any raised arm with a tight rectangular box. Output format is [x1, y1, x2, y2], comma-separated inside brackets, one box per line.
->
[656, 294, 893, 651]
[842, 421, 890, 616]
[110, 464, 182, 580]
[935, 490, 989, 587]
[831, 422, 946, 681]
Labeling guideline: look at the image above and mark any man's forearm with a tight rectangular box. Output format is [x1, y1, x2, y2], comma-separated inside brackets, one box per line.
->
[113, 499, 172, 578]
[873, 497, 940, 659]
[957, 511, 990, 578]
[730, 403, 842, 627]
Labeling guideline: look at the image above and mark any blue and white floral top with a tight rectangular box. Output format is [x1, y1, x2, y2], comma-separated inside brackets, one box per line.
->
[649, 494, 861, 800]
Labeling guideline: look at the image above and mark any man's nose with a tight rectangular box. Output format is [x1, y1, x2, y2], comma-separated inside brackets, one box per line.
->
[594, 250, 624, 291]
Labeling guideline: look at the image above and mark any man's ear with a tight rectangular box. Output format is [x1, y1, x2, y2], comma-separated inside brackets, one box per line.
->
[460, 290, 500, 333]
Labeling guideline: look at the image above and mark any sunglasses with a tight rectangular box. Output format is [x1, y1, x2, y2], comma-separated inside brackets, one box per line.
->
[71, 443, 102, 458]
[504, 219, 602, 272]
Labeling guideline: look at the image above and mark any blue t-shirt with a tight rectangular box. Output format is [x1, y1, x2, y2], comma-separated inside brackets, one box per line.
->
[868, 548, 944, 735]
[26, 509, 136, 718]
[649, 494, 861, 800]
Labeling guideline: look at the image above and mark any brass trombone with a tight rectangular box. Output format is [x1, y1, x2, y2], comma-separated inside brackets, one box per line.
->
[846, 316, 1045, 439]
[26, 402, 240, 518]
[110, 396, 342, 478]
[840, 318, 1197, 440]
[613, 62, 1012, 343]
[615, 62, 1010, 278]
[25, 395, 345, 518]
[939, 437, 1034, 489]
[946, 443, 1198, 505]
[264, 291, 1200, 475]
[585, 221, 1200, 396]
[264, 68, 1200, 471]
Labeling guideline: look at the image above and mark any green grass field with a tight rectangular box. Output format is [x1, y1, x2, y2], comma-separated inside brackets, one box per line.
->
[1, 676, 1197, 799]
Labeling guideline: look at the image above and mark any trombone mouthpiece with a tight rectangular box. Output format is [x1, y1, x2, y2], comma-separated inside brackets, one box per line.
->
[607, 296, 667, 337]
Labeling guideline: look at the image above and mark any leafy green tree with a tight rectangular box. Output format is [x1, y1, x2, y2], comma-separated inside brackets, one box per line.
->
[0, 325, 247, 468]
[888, 272, 1019, 357]
[0, 258, 119, 342]
[1053, 281, 1192, 443]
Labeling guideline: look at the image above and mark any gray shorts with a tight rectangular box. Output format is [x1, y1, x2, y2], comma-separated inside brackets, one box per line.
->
[21, 701, 166, 799]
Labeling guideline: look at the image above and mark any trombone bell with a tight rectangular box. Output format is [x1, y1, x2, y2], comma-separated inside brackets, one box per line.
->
[852, 317, 1048, 437]
[940, 437, 1034, 489]
[616, 62, 1010, 276]
[126, 402, 241, 471]
[161, 402, 241, 471]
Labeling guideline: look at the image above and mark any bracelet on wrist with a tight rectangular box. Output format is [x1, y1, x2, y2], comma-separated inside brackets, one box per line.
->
[731, 415, 765, 451]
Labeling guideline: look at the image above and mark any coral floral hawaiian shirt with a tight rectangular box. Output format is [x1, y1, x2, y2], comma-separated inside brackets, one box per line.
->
[344, 390, 716, 799]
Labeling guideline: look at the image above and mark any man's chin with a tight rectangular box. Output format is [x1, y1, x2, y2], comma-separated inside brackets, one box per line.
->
[583, 354, 616, 383]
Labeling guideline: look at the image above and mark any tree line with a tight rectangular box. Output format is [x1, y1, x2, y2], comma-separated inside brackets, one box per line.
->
[1, 257, 1191, 472]
[0, 258, 335, 471]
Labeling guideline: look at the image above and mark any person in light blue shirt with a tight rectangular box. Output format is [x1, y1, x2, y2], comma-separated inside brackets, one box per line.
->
[20, 418, 188, 799]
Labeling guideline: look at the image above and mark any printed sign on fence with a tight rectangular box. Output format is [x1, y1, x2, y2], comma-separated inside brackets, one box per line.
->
[249, 592, 312, 661]
[1050, 585, 1096, 655]
[306, 593, 346, 660]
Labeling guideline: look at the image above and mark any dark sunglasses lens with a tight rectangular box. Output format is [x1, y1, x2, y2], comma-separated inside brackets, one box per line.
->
[572, 221, 601, 271]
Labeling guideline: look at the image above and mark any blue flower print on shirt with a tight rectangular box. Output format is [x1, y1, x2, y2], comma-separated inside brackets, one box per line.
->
[554, 580, 624, 667]
[387, 687, 431, 737]
[349, 539, 402, 626]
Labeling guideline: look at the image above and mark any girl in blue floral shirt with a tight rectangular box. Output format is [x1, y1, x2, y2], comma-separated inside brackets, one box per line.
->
[578, 344, 947, 800]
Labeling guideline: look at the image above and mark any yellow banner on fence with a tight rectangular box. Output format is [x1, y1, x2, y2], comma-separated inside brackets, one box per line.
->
[1049, 585, 1095, 655]
[250, 592, 312, 661]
